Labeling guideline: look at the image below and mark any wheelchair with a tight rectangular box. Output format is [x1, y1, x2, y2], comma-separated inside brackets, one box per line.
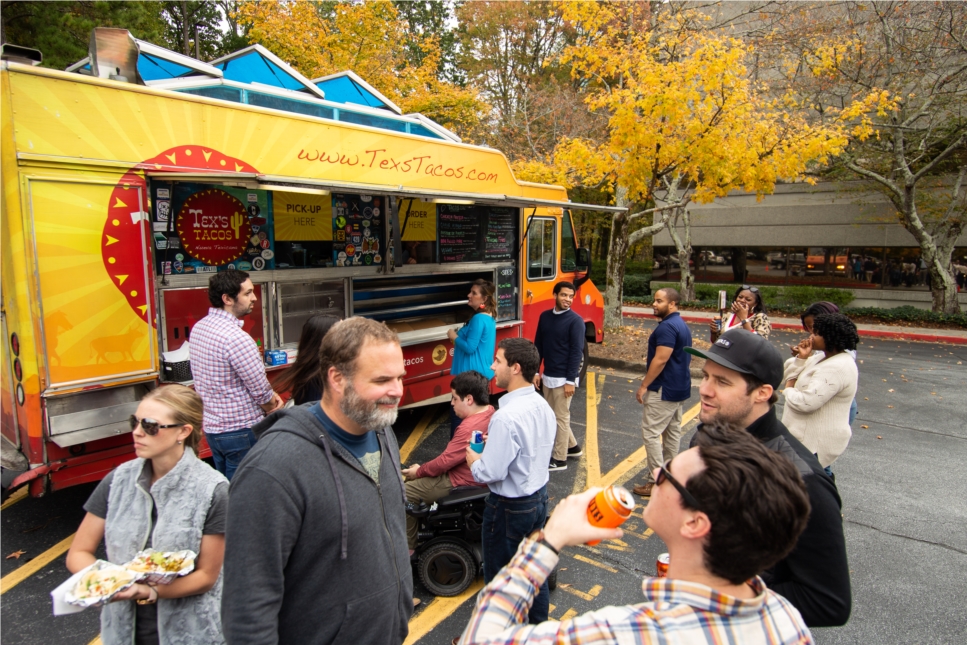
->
[407, 486, 558, 597]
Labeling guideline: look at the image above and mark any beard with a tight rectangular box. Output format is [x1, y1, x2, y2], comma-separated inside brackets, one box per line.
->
[340, 380, 400, 431]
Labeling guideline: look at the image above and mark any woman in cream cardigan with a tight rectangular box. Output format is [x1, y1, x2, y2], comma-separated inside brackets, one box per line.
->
[782, 313, 860, 470]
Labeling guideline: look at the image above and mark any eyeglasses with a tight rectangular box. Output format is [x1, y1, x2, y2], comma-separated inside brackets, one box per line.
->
[740, 285, 760, 294]
[656, 459, 705, 511]
[129, 415, 183, 435]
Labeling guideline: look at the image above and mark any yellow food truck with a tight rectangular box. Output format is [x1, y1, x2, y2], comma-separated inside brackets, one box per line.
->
[1, 30, 616, 496]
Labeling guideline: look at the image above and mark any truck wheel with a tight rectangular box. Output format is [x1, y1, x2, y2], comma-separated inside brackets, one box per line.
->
[418, 542, 476, 597]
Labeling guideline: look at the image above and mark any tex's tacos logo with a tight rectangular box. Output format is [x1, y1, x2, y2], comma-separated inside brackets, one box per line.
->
[101, 146, 258, 325]
[176, 189, 251, 266]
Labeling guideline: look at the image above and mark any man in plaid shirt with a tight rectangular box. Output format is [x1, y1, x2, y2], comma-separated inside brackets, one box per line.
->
[191, 270, 282, 480]
[456, 422, 815, 645]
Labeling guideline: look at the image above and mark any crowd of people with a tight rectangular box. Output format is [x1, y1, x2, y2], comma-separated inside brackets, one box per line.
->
[66, 271, 863, 645]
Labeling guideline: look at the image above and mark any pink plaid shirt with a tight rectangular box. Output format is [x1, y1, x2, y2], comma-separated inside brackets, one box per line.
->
[190, 308, 273, 434]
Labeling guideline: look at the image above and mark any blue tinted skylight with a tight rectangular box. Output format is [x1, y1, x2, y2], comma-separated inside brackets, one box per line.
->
[315, 75, 385, 109]
[138, 53, 194, 81]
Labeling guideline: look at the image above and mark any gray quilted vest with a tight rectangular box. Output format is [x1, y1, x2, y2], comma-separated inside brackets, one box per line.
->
[101, 448, 227, 645]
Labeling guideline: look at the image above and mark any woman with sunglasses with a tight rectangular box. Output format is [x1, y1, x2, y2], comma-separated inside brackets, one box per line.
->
[709, 285, 772, 341]
[67, 385, 228, 645]
[781, 313, 859, 471]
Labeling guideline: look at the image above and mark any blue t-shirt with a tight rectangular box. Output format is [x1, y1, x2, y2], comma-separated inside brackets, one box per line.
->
[647, 312, 692, 402]
[312, 403, 381, 482]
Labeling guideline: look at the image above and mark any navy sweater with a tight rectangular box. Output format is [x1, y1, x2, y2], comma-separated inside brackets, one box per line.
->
[534, 308, 585, 382]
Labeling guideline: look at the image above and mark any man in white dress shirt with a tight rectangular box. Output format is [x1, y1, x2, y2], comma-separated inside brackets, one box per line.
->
[466, 338, 555, 624]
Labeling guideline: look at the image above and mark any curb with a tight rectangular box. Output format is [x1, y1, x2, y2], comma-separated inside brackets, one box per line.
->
[622, 311, 967, 345]
[588, 355, 705, 379]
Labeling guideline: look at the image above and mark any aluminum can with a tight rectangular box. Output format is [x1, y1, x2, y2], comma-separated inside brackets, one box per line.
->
[470, 430, 485, 453]
[713, 315, 722, 332]
[586, 485, 636, 545]
[656, 552, 670, 578]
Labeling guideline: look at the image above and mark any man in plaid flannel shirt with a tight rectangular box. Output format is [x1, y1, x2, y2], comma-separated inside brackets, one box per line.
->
[456, 421, 814, 645]
[191, 270, 282, 480]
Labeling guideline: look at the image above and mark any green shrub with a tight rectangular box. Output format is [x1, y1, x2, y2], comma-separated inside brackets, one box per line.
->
[843, 306, 967, 328]
[651, 282, 855, 311]
[589, 261, 652, 294]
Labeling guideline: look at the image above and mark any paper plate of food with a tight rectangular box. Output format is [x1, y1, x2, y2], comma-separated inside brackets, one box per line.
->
[63, 560, 139, 608]
[124, 549, 196, 585]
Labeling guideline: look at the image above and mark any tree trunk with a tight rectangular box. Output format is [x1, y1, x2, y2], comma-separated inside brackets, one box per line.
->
[603, 186, 631, 328]
[181, 2, 191, 56]
[665, 207, 695, 301]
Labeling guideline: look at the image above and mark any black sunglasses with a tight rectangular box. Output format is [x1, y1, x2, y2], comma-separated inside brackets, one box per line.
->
[739, 285, 760, 294]
[656, 459, 705, 511]
[129, 415, 183, 435]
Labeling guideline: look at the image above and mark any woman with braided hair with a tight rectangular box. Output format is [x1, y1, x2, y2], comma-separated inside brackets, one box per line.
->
[781, 313, 860, 471]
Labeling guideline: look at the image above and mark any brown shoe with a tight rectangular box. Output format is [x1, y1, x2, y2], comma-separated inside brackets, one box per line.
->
[633, 482, 654, 497]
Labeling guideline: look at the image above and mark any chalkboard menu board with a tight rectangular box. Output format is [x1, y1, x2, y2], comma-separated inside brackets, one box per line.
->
[485, 207, 516, 261]
[495, 264, 518, 322]
[439, 205, 481, 262]
[439, 205, 517, 263]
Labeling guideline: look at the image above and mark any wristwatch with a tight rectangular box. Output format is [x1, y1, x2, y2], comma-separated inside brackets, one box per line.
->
[528, 529, 559, 555]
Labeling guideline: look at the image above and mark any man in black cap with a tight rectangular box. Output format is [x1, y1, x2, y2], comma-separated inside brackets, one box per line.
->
[684, 328, 851, 628]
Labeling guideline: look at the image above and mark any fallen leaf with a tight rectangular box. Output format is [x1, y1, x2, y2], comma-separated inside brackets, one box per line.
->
[5, 550, 26, 560]
[888, 389, 894, 393]
[881, 379, 888, 382]
[888, 358, 892, 361]
[861, 425, 869, 429]
[877, 435, 883, 439]
[958, 361, 963, 365]
[864, 397, 869, 401]
[887, 405, 894, 408]
[931, 392, 937, 395]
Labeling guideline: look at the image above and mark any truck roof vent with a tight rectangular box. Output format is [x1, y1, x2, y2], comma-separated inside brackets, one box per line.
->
[89, 27, 142, 84]
[1, 43, 43, 66]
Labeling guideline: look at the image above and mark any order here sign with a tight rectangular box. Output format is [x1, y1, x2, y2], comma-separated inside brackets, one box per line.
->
[274, 192, 333, 241]
[401, 199, 437, 241]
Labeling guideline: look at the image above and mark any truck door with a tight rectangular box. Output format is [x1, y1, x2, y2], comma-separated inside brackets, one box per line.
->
[26, 177, 158, 391]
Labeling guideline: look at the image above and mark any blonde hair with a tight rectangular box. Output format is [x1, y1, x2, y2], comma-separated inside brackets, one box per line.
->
[142, 385, 204, 452]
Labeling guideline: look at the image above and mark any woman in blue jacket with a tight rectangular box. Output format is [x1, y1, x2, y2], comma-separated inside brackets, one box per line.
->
[446, 279, 496, 436]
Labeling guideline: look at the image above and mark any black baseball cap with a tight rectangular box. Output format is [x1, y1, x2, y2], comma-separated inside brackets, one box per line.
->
[684, 328, 784, 389]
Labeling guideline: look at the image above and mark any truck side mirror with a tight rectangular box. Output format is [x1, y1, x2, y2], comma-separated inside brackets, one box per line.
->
[576, 247, 591, 273]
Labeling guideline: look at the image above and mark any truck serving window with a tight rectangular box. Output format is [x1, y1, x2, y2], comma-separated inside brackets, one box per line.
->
[527, 218, 556, 280]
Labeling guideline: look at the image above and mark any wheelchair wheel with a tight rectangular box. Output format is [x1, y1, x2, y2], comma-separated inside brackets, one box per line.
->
[547, 567, 558, 591]
[418, 542, 476, 597]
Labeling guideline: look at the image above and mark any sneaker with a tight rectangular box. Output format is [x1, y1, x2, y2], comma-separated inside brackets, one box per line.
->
[632, 482, 654, 497]
[548, 459, 568, 472]
[566, 444, 583, 458]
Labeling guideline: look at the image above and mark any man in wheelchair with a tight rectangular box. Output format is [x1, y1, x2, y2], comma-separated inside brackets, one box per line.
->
[402, 370, 494, 553]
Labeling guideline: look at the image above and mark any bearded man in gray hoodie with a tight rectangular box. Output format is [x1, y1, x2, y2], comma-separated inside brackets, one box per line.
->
[222, 317, 412, 645]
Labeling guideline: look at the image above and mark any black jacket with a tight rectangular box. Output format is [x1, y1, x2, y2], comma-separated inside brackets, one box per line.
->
[693, 407, 852, 627]
[222, 406, 413, 645]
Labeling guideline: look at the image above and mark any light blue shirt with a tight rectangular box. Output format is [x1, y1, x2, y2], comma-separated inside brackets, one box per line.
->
[471, 385, 555, 498]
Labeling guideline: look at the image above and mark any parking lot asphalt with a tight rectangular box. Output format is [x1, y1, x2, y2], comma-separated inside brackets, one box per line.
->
[2, 319, 964, 644]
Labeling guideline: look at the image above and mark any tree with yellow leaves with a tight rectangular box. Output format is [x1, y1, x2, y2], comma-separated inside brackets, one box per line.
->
[540, 2, 848, 327]
[233, 0, 486, 139]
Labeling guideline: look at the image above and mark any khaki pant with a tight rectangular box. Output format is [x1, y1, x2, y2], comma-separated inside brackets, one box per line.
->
[543, 384, 578, 461]
[640, 389, 684, 484]
[404, 474, 453, 550]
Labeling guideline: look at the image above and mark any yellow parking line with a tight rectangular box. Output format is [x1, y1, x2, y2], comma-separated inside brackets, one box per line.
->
[0, 533, 74, 595]
[584, 373, 601, 486]
[572, 553, 618, 573]
[1, 486, 28, 511]
[595, 402, 701, 489]
[404, 579, 484, 645]
[88, 637, 102, 645]
[560, 608, 579, 621]
[399, 405, 442, 464]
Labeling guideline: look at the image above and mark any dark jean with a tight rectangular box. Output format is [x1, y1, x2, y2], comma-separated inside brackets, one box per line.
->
[205, 428, 256, 481]
[482, 486, 549, 624]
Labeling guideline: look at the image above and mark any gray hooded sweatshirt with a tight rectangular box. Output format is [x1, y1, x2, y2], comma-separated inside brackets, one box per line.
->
[221, 405, 413, 645]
